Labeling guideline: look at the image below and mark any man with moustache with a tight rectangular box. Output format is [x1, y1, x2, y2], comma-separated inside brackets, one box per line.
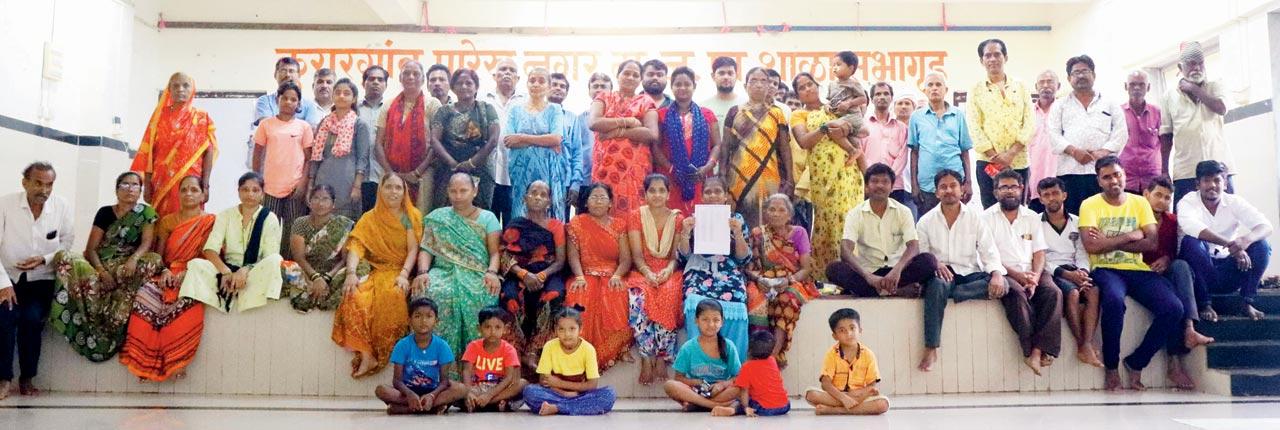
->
[484, 58, 527, 224]
[1027, 70, 1062, 213]
[357, 65, 389, 213]
[909, 73, 974, 214]
[549, 72, 587, 209]
[700, 56, 746, 122]
[1161, 41, 1233, 205]
[1119, 71, 1162, 194]
[427, 63, 452, 105]
[1048, 55, 1127, 215]
[642, 59, 673, 109]
[968, 39, 1036, 209]
[863, 82, 914, 216]
[312, 68, 336, 113]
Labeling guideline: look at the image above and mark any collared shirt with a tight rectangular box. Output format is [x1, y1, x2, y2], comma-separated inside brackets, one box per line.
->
[1048, 91, 1128, 176]
[700, 93, 747, 124]
[862, 113, 909, 190]
[1028, 102, 1058, 200]
[203, 205, 282, 267]
[254, 94, 324, 127]
[842, 198, 919, 272]
[357, 98, 386, 183]
[559, 106, 588, 190]
[576, 111, 594, 186]
[1119, 102, 1163, 191]
[1040, 212, 1090, 271]
[1161, 80, 1231, 181]
[484, 92, 529, 186]
[908, 103, 973, 193]
[967, 78, 1036, 169]
[1177, 192, 1271, 259]
[917, 203, 1006, 276]
[982, 205, 1047, 273]
[653, 94, 675, 110]
[0, 192, 75, 287]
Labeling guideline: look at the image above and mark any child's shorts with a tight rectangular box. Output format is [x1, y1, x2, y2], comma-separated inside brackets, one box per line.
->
[409, 383, 439, 396]
[737, 399, 790, 416]
[804, 387, 891, 406]
[455, 381, 523, 412]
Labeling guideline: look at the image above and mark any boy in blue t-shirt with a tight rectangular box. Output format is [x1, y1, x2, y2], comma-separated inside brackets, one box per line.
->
[375, 297, 469, 414]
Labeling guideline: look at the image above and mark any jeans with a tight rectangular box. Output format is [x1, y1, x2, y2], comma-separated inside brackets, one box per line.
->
[1179, 236, 1270, 307]
[1093, 268, 1184, 370]
[922, 271, 1019, 348]
[0, 279, 55, 381]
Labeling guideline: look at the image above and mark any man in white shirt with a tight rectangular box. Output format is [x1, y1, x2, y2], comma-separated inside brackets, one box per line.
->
[916, 169, 1015, 371]
[1177, 160, 1273, 321]
[1036, 176, 1102, 368]
[1048, 55, 1128, 215]
[0, 162, 75, 398]
[357, 65, 389, 214]
[483, 57, 528, 225]
[983, 169, 1061, 375]
[1161, 42, 1234, 205]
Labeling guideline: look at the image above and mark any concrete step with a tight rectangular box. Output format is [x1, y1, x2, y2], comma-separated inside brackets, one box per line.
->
[1194, 316, 1280, 342]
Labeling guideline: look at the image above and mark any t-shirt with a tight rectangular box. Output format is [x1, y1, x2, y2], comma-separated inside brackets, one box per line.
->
[462, 339, 521, 383]
[819, 343, 880, 391]
[733, 357, 789, 409]
[253, 116, 314, 198]
[536, 338, 600, 380]
[390, 334, 454, 392]
[672, 338, 741, 382]
[1077, 193, 1157, 271]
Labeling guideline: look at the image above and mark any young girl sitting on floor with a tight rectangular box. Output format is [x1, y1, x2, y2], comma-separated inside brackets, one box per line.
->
[522, 307, 616, 416]
[663, 299, 742, 412]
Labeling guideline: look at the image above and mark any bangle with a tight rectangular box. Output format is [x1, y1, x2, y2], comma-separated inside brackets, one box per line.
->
[576, 275, 586, 282]
[536, 272, 547, 282]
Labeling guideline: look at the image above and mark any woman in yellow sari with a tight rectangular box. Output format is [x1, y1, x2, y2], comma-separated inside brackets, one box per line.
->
[131, 72, 217, 218]
[723, 67, 792, 227]
[331, 174, 423, 378]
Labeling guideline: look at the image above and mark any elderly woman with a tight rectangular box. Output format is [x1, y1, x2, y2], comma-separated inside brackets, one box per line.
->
[288, 184, 369, 312]
[589, 60, 660, 216]
[565, 183, 633, 372]
[746, 194, 820, 367]
[499, 180, 566, 354]
[430, 68, 502, 211]
[724, 67, 793, 228]
[506, 67, 568, 219]
[131, 72, 216, 218]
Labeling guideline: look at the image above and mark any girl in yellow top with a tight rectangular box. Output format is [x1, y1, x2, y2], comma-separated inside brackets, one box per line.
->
[521, 307, 616, 416]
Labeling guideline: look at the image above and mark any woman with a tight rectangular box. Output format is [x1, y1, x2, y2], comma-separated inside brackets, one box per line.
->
[253, 82, 313, 247]
[625, 174, 685, 385]
[180, 172, 292, 314]
[506, 67, 568, 220]
[416, 172, 503, 356]
[676, 176, 751, 361]
[565, 183, 633, 372]
[430, 68, 502, 211]
[745, 194, 819, 368]
[723, 67, 793, 228]
[310, 78, 371, 219]
[51, 172, 162, 362]
[288, 184, 369, 313]
[132, 72, 216, 218]
[120, 175, 212, 381]
[499, 181, 566, 359]
[589, 60, 659, 216]
[656, 67, 720, 214]
[331, 174, 423, 378]
[791, 72, 864, 281]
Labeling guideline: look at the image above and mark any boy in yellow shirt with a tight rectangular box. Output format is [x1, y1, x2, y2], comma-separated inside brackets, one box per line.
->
[803, 308, 889, 415]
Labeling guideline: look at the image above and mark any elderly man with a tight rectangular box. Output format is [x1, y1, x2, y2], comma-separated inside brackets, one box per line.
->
[1119, 71, 1162, 194]
[1049, 55, 1128, 215]
[1161, 41, 1233, 205]
[0, 162, 75, 399]
[967, 39, 1036, 209]
[1028, 70, 1062, 213]
[376, 60, 443, 210]
[357, 65, 389, 213]
[484, 58, 527, 224]
[909, 72, 974, 215]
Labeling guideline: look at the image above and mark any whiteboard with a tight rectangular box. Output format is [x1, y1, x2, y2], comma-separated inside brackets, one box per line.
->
[192, 97, 255, 212]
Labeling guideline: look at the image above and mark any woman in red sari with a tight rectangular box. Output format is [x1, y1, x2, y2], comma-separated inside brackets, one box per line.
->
[131, 73, 217, 218]
[625, 175, 685, 385]
[656, 67, 720, 214]
[746, 193, 820, 368]
[566, 183, 633, 373]
[588, 60, 659, 216]
[120, 175, 214, 381]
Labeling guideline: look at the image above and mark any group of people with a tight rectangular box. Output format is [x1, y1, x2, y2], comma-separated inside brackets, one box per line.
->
[0, 35, 1268, 413]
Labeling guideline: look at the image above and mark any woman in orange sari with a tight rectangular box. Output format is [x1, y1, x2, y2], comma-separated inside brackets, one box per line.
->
[566, 183, 633, 373]
[746, 194, 819, 368]
[132, 72, 217, 218]
[625, 174, 685, 385]
[588, 60, 659, 216]
[120, 175, 213, 381]
[331, 174, 423, 378]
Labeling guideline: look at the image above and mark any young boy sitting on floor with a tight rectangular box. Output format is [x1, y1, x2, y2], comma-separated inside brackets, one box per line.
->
[713, 331, 790, 417]
[375, 297, 469, 414]
[804, 308, 889, 415]
[460, 306, 529, 412]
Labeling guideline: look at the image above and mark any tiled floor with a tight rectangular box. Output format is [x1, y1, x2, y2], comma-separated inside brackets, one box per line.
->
[2, 391, 1279, 429]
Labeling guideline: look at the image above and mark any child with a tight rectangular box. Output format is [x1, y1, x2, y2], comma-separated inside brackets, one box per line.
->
[460, 306, 529, 412]
[712, 331, 790, 417]
[375, 297, 469, 414]
[663, 299, 742, 412]
[824, 51, 870, 167]
[522, 307, 616, 416]
[252, 81, 313, 248]
[803, 308, 889, 415]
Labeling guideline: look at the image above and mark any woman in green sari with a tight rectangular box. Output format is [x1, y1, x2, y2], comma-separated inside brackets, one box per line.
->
[414, 172, 503, 354]
[51, 172, 163, 362]
[287, 184, 370, 312]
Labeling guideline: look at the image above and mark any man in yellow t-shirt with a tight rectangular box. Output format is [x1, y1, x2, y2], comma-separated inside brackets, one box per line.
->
[1077, 156, 1187, 393]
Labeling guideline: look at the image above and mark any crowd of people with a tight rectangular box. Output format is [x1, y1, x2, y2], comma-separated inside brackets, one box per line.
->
[0, 37, 1270, 417]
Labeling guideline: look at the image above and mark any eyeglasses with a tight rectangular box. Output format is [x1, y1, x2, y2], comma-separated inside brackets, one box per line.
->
[117, 183, 142, 190]
[997, 185, 1023, 191]
[587, 195, 611, 202]
[746, 79, 771, 87]
[1070, 69, 1094, 77]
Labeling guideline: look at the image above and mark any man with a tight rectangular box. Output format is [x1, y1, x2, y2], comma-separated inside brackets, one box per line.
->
[549, 72, 587, 210]
[1162, 41, 1233, 205]
[700, 56, 746, 121]
[483, 58, 527, 224]
[1037, 176, 1101, 367]
[312, 68, 336, 112]
[1120, 71, 1162, 194]
[982, 169, 1062, 375]
[825, 163, 939, 298]
[0, 162, 75, 399]
[376, 60, 443, 211]
[1049, 55, 1127, 215]
[894, 94, 916, 125]
[968, 39, 1036, 209]
[357, 65, 389, 214]
[1027, 70, 1061, 213]
[249, 57, 324, 167]
[426, 63, 453, 105]
[909, 72, 973, 215]
[864, 82, 916, 216]
[578, 73, 613, 195]
[916, 169, 1013, 371]
[1078, 156, 1184, 391]
[1178, 160, 1273, 321]
[641, 59, 673, 109]
[765, 68, 792, 117]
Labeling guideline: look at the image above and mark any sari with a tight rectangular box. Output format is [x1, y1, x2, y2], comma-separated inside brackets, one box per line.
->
[624, 207, 685, 361]
[422, 207, 502, 355]
[591, 92, 656, 216]
[383, 92, 439, 203]
[658, 105, 716, 214]
[51, 204, 163, 362]
[797, 108, 863, 281]
[331, 190, 423, 376]
[566, 214, 632, 371]
[746, 224, 820, 367]
[680, 212, 752, 359]
[431, 101, 500, 211]
[288, 215, 371, 312]
[726, 104, 788, 227]
[498, 217, 565, 356]
[507, 103, 569, 220]
[131, 80, 218, 218]
[119, 213, 214, 380]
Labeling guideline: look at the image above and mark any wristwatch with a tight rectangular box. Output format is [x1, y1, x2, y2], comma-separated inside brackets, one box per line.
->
[819, 124, 829, 135]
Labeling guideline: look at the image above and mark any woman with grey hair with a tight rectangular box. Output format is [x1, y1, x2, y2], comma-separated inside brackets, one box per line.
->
[745, 193, 819, 367]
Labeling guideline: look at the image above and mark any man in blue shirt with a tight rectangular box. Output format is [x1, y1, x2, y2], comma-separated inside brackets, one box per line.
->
[549, 72, 588, 215]
[909, 72, 974, 215]
[248, 57, 324, 167]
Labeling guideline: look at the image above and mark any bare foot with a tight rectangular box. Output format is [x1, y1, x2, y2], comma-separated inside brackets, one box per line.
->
[1167, 362, 1196, 391]
[1104, 370, 1124, 392]
[1024, 350, 1043, 376]
[638, 358, 653, 385]
[1244, 305, 1266, 321]
[18, 379, 38, 396]
[1200, 307, 1219, 323]
[918, 348, 938, 371]
[711, 405, 736, 416]
[1076, 345, 1103, 368]
[174, 370, 187, 380]
[814, 404, 837, 415]
[539, 402, 560, 416]
[1124, 363, 1146, 391]
[1184, 327, 1215, 350]
[386, 404, 413, 415]
[352, 352, 375, 378]
[0, 380, 10, 401]
[1040, 354, 1055, 368]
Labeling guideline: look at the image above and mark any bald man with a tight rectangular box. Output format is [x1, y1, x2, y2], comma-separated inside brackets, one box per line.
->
[483, 58, 528, 225]
[1119, 71, 1162, 194]
[908, 72, 974, 215]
